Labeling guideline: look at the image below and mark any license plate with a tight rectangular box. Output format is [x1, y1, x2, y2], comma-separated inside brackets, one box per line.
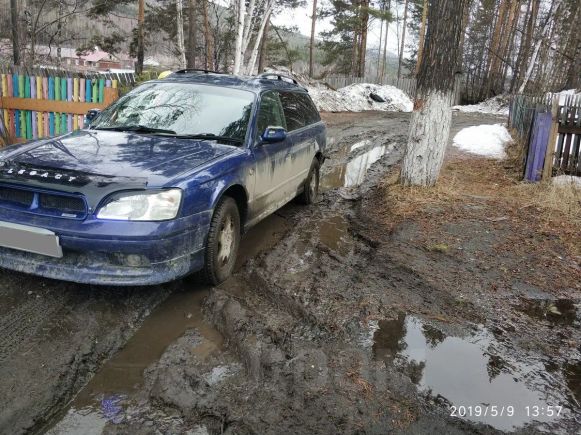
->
[0, 221, 63, 258]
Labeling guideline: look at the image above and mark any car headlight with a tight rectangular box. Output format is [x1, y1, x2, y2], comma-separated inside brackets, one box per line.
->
[97, 189, 182, 221]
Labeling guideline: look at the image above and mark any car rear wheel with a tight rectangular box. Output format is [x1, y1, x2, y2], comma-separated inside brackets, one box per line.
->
[203, 196, 241, 285]
[298, 158, 320, 205]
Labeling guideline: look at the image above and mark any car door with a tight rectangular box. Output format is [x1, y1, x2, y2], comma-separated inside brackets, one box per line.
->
[248, 90, 294, 224]
[278, 91, 320, 194]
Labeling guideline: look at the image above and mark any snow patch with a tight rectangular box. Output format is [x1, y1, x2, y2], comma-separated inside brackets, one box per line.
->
[452, 124, 512, 159]
[308, 83, 413, 113]
[453, 95, 510, 116]
[552, 175, 581, 188]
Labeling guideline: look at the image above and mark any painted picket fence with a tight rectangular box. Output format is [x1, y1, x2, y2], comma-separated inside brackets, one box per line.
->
[509, 93, 581, 181]
[0, 72, 119, 144]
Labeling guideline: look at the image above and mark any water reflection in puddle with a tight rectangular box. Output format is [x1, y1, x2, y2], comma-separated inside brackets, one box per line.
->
[321, 141, 393, 190]
[47, 289, 224, 434]
[373, 315, 575, 431]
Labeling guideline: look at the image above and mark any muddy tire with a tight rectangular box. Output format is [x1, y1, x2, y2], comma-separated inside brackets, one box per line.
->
[298, 158, 320, 205]
[203, 196, 241, 285]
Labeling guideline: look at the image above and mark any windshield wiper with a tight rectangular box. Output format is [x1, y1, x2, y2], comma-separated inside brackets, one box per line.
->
[95, 125, 177, 135]
[171, 133, 244, 145]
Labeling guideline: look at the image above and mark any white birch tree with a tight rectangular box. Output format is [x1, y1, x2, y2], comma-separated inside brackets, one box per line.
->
[400, 0, 468, 187]
[233, 0, 245, 74]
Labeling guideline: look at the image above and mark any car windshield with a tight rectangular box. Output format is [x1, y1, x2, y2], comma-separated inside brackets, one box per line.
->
[91, 82, 255, 143]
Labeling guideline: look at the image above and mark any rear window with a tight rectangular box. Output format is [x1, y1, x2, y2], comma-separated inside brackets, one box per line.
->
[279, 92, 305, 132]
[296, 93, 321, 125]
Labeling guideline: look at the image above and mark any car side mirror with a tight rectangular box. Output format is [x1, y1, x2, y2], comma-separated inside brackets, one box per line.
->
[261, 126, 287, 144]
[85, 109, 101, 126]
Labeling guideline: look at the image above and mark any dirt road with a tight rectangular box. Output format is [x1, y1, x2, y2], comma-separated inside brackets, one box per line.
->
[0, 111, 578, 435]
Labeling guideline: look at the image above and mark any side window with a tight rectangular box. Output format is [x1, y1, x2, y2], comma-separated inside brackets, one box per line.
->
[296, 93, 321, 125]
[279, 92, 305, 132]
[256, 91, 287, 136]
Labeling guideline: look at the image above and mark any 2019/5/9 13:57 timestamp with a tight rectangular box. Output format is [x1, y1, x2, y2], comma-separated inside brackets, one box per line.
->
[450, 405, 564, 418]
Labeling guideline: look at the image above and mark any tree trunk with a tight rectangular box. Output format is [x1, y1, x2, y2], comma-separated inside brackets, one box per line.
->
[246, 3, 273, 75]
[10, 0, 20, 65]
[397, 0, 409, 80]
[202, 0, 213, 69]
[376, 6, 384, 81]
[136, 0, 145, 74]
[359, 0, 369, 78]
[258, 19, 269, 74]
[176, 0, 187, 68]
[241, 0, 256, 59]
[400, 0, 468, 187]
[511, 0, 539, 92]
[233, 0, 245, 74]
[380, 0, 390, 80]
[415, 0, 428, 76]
[309, 0, 317, 78]
[186, 0, 197, 68]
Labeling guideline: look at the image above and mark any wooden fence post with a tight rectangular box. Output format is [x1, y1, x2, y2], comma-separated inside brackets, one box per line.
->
[541, 96, 559, 181]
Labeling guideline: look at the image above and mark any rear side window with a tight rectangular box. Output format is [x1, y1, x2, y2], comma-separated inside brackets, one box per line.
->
[296, 93, 321, 125]
[279, 92, 305, 132]
[256, 91, 287, 135]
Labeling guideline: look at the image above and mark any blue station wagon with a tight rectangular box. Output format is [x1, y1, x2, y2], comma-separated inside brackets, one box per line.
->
[0, 71, 326, 285]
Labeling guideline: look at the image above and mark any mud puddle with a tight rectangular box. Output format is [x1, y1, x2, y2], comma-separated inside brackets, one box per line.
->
[372, 314, 577, 431]
[44, 211, 293, 435]
[321, 139, 396, 191]
[516, 298, 579, 327]
[45, 287, 223, 434]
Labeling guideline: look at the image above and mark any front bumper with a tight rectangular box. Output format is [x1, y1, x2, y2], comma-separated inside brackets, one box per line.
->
[0, 209, 211, 286]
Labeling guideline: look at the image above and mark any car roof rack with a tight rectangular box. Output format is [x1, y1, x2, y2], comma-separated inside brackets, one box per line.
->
[257, 72, 300, 86]
[173, 68, 225, 75]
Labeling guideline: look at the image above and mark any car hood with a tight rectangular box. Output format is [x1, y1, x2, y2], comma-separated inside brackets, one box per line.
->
[0, 129, 238, 184]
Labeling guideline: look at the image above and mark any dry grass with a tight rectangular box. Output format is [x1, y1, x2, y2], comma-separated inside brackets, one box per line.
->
[377, 157, 580, 258]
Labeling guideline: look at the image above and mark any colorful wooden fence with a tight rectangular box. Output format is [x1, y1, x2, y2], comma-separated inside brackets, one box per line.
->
[0, 71, 119, 144]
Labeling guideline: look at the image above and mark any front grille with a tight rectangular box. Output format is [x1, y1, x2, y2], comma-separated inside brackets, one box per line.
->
[0, 186, 34, 207]
[0, 184, 87, 218]
[39, 194, 85, 215]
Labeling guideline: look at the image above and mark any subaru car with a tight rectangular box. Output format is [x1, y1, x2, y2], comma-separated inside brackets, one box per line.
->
[0, 70, 326, 285]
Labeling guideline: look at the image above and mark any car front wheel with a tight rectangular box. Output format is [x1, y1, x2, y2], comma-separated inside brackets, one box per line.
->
[203, 196, 241, 285]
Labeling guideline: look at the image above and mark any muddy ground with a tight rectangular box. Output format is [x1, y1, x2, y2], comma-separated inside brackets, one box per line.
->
[0, 111, 579, 435]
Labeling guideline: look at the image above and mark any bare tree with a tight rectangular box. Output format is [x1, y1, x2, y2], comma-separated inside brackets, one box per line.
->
[518, 0, 562, 94]
[136, 0, 145, 74]
[176, 0, 186, 68]
[415, 0, 427, 76]
[10, 0, 20, 65]
[309, 0, 317, 78]
[397, 0, 409, 80]
[202, 0, 214, 69]
[233, 0, 245, 74]
[186, 0, 197, 68]
[400, 0, 468, 187]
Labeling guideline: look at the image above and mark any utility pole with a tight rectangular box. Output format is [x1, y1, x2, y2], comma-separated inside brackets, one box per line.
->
[136, 0, 145, 74]
[10, 0, 20, 65]
[309, 0, 317, 78]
